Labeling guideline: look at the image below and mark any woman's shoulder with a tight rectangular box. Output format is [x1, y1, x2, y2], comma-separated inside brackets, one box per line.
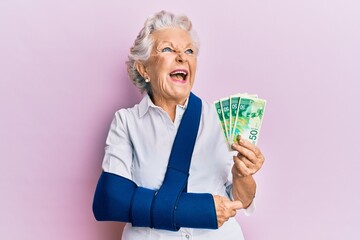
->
[114, 104, 139, 118]
[113, 95, 149, 121]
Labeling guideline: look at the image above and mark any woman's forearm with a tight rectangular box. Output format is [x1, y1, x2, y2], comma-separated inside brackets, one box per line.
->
[93, 171, 218, 230]
[231, 175, 256, 208]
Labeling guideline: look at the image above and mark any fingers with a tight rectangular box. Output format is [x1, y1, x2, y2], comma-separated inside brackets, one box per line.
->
[213, 195, 243, 228]
[234, 135, 263, 157]
[228, 200, 243, 210]
[232, 136, 265, 175]
[235, 154, 255, 168]
[232, 157, 253, 176]
[232, 142, 256, 161]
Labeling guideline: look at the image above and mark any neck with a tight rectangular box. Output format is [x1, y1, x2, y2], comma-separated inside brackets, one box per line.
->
[151, 95, 188, 122]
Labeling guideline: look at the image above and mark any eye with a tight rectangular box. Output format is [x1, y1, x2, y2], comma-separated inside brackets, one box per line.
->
[161, 47, 174, 53]
[184, 48, 194, 55]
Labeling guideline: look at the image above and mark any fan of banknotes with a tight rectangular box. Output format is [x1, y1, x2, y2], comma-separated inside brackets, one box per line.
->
[214, 93, 267, 150]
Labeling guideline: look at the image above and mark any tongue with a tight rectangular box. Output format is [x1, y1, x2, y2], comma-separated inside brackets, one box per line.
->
[170, 74, 184, 81]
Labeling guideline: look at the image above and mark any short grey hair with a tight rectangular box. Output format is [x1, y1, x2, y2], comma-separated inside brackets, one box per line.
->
[126, 10, 200, 95]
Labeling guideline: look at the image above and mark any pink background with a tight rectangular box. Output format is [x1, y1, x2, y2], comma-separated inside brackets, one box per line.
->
[1, 0, 360, 239]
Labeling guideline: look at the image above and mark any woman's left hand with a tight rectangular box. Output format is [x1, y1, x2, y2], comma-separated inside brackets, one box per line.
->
[231, 136, 265, 178]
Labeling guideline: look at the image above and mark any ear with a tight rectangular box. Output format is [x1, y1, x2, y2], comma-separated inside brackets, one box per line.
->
[135, 60, 148, 79]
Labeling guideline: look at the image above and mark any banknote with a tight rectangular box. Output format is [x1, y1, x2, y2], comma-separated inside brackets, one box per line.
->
[219, 98, 231, 141]
[231, 96, 266, 145]
[214, 100, 229, 143]
[230, 95, 241, 143]
[235, 93, 258, 98]
[214, 93, 266, 150]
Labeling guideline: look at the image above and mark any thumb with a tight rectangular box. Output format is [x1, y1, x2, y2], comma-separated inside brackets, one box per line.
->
[229, 200, 243, 210]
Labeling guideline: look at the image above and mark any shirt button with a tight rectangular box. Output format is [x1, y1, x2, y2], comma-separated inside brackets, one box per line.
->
[185, 234, 190, 239]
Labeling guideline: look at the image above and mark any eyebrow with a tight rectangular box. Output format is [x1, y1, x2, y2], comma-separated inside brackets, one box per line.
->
[156, 41, 193, 48]
[157, 41, 172, 45]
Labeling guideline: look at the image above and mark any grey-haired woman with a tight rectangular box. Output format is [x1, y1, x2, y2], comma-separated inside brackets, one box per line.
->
[93, 10, 265, 240]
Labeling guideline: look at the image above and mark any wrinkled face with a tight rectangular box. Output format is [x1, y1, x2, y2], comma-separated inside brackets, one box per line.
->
[138, 28, 197, 105]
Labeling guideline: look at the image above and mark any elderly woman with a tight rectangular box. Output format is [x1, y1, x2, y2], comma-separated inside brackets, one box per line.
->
[93, 10, 265, 240]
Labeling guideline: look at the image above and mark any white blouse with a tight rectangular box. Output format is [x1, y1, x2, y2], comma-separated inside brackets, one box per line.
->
[102, 94, 254, 240]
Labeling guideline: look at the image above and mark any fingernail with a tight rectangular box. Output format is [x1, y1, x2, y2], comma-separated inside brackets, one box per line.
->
[237, 135, 244, 143]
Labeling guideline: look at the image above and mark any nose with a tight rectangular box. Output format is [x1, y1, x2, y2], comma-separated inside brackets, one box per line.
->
[176, 52, 186, 63]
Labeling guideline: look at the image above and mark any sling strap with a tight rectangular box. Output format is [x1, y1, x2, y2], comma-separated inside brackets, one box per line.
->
[151, 92, 202, 230]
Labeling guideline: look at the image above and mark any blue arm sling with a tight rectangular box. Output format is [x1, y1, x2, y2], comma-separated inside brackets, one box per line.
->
[93, 92, 218, 231]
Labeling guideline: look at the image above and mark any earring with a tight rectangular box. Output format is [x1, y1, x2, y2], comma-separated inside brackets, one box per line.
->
[145, 78, 150, 83]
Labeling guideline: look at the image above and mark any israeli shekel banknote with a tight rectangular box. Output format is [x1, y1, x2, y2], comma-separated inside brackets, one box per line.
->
[214, 93, 266, 150]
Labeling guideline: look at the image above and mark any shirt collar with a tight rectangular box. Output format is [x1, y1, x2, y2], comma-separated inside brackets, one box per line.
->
[138, 94, 189, 118]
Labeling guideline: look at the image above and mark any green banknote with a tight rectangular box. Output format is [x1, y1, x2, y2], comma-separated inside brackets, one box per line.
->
[238, 93, 258, 98]
[232, 96, 266, 145]
[220, 98, 231, 142]
[214, 100, 229, 143]
[214, 93, 266, 150]
[230, 95, 241, 144]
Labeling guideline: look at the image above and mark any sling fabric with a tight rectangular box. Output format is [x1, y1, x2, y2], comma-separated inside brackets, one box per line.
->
[93, 172, 218, 229]
[151, 92, 202, 230]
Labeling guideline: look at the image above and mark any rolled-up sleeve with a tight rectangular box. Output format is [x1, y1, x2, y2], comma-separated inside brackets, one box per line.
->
[102, 110, 133, 179]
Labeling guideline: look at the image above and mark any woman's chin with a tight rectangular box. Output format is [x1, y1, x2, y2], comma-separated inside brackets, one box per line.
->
[165, 88, 192, 104]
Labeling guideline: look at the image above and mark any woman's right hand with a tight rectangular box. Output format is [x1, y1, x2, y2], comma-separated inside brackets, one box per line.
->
[213, 195, 243, 228]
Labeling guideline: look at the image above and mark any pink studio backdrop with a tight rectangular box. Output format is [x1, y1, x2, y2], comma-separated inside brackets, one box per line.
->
[1, 0, 359, 239]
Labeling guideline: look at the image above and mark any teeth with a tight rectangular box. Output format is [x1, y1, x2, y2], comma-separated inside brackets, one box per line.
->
[170, 70, 188, 81]
[171, 70, 187, 75]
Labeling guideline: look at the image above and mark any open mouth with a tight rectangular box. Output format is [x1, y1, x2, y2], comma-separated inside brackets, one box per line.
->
[169, 69, 188, 81]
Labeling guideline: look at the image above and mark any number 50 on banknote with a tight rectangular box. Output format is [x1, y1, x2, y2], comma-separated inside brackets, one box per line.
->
[214, 94, 266, 150]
